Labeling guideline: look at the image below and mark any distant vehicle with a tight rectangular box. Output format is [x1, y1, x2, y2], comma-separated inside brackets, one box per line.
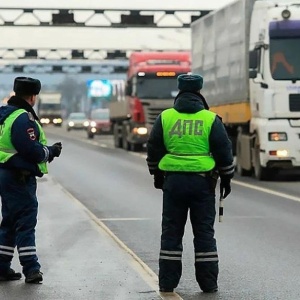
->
[66, 112, 89, 131]
[37, 92, 63, 126]
[87, 108, 112, 139]
[109, 51, 191, 152]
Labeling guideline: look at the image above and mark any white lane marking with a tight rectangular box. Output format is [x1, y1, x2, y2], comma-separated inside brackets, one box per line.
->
[137, 150, 300, 203]
[223, 216, 266, 219]
[232, 179, 300, 203]
[99, 218, 150, 221]
[57, 179, 183, 300]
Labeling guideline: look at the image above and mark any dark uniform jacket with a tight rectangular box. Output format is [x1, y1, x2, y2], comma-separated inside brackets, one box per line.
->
[146, 91, 235, 180]
[0, 96, 52, 177]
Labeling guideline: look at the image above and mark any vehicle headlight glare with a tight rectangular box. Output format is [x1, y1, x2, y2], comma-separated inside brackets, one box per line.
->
[41, 118, 50, 124]
[269, 150, 288, 157]
[68, 121, 74, 126]
[83, 121, 89, 126]
[91, 121, 96, 127]
[133, 127, 147, 135]
[53, 118, 62, 124]
[277, 150, 288, 157]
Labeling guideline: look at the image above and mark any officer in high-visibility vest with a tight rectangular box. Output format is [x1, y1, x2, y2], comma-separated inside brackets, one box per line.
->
[0, 77, 62, 283]
[146, 74, 234, 294]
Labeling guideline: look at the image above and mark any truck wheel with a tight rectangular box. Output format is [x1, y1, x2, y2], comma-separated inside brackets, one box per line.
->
[87, 132, 94, 139]
[113, 124, 122, 148]
[122, 125, 130, 151]
[253, 137, 269, 180]
[236, 161, 252, 177]
[122, 137, 130, 150]
[130, 143, 143, 152]
[236, 131, 252, 176]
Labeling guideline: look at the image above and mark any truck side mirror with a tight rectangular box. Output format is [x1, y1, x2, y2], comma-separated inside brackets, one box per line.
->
[249, 50, 258, 69]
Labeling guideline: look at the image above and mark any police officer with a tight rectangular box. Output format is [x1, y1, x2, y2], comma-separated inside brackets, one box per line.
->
[0, 77, 62, 283]
[146, 74, 234, 293]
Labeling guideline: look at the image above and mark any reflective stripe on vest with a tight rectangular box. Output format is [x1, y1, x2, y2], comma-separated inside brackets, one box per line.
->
[158, 108, 216, 172]
[0, 109, 48, 174]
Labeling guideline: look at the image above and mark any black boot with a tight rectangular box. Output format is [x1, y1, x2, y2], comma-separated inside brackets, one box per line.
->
[25, 270, 43, 284]
[203, 287, 218, 293]
[0, 268, 22, 281]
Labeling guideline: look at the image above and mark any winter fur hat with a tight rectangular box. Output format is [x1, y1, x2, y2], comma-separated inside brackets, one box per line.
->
[177, 74, 203, 92]
[13, 77, 41, 95]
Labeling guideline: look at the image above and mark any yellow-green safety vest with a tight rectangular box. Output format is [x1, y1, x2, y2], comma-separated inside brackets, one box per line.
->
[0, 109, 48, 174]
[159, 108, 216, 172]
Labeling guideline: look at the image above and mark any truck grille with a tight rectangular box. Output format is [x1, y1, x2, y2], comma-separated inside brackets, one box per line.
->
[145, 107, 165, 126]
[289, 94, 300, 112]
[141, 99, 174, 126]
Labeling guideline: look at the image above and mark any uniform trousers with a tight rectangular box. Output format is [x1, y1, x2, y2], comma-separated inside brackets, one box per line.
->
[0, 168, 40, 276]
[159, 172, 218, 291]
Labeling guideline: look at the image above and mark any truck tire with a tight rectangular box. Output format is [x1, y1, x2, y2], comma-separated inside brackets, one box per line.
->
[236, 131, 252, 176]
[87, 132, 94, 139]
[122, 125, 130, 151]
[130, 143, 143, 152]
[113, 124, 122, 148]
[253, 137, 269, 180]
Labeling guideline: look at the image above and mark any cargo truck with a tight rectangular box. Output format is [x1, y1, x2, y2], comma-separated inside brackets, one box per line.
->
[191, 0, 300, 180]
[37, 92, 63, 126]
[109, 51, 191, 152]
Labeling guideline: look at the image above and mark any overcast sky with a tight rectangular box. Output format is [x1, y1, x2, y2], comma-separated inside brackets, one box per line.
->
[0, 0, 235, 54]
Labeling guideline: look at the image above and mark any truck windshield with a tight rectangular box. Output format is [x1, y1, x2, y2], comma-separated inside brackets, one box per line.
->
[136, 78, 178, 99]
[269, 39, 300, 80]
[269, 20, 300, 80]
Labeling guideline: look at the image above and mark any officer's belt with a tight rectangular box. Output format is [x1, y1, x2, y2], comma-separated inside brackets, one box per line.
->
[165, 171, 214, 178]
[168, 152, 211, 156]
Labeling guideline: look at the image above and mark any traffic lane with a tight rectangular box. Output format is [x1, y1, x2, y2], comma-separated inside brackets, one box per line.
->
[175, 182, 300, 299]
[45, 131, 300, 299]
[215, 183, 300, 300]
[234, 170, 300, 200]
[45, 125, 300, 201]
[45, 124, 115, 148]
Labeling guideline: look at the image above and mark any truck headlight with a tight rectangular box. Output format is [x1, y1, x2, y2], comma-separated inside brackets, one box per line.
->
[268, 132, 287, 141]
[269, 150, 288, 157]
[133, 127, 147, 135]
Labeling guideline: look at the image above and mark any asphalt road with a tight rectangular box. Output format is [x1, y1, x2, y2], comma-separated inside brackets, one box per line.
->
[44, 125, 300, 300]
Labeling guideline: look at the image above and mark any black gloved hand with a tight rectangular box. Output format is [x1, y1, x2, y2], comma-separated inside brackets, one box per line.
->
[220, 176, 231, 199]
[154, 171, 164, 190]
[48, 142, 62, 162]
[52, 142, 62, 157]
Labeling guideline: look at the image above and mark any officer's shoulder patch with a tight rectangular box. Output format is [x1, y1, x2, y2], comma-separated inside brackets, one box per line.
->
[27, 112, 35, 121]
[27, 128, 36, 140]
